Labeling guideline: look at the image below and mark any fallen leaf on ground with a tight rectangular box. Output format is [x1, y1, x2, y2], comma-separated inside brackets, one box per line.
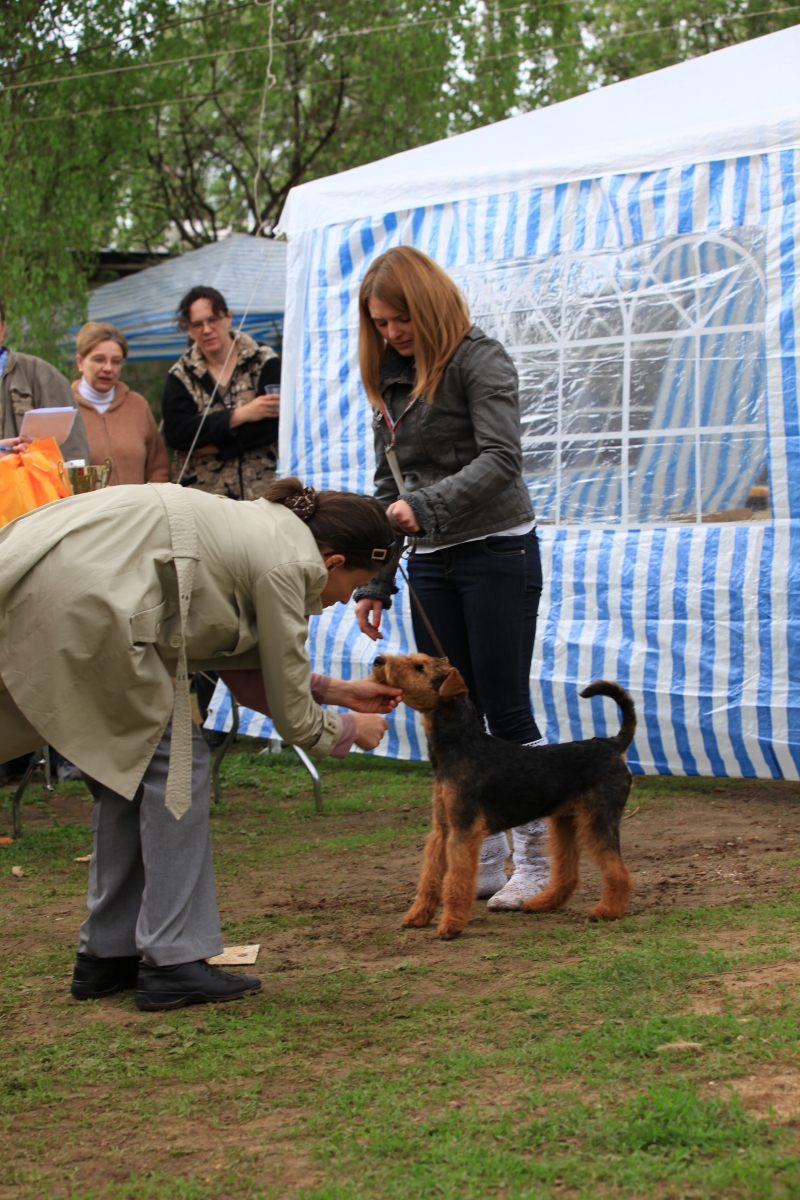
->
[74, 855, 92, 863]
[657, 1041, 704, 1053]
[11, 866, 24, 878]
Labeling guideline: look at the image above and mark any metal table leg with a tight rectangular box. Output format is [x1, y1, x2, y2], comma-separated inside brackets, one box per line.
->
[11, 753, 39, 840]
[42, 746, 52, 792]
[207, 694, 323, 814]
[290, 744, 323, 813]
[211, 697, 240, 805]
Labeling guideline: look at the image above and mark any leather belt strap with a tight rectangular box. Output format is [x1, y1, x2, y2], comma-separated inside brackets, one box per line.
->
[150, 484, 200, 819]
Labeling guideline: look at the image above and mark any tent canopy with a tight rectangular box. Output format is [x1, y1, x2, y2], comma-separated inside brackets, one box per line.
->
[86, 233, 287, 360]
[278, 26, 800, 236]
[273, 28, 800, 779]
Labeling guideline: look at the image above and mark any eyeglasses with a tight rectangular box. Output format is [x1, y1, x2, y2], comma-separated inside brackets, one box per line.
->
[188, 316, 224, 332]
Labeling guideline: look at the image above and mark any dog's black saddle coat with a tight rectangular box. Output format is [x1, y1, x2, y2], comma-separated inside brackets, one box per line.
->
[428, 682, 636, 839]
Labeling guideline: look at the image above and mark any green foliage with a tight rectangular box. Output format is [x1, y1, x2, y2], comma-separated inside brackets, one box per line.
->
[2, 0, 798, 360]
[0, 0, 173, 359]
[613, 1084, 757, 1151]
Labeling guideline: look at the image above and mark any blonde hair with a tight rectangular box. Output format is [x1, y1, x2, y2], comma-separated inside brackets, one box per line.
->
[358, 247, 471, 407]
[76, 322, 129, 361]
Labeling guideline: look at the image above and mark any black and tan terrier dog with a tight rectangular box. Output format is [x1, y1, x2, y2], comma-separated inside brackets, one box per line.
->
[372, 653, 636, 940]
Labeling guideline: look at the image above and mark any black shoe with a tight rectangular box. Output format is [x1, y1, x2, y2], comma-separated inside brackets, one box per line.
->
[135, 959, 262, 1011]
[71, 951, 141, 1000]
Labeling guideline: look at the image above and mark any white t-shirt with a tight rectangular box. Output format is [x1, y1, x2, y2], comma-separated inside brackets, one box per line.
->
[413, 518, 535, 555]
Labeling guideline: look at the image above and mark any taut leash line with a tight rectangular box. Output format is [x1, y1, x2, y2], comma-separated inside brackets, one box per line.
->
[396, 540, 448, 662]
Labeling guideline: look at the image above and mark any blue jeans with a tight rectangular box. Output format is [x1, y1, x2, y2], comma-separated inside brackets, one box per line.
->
[407, 530, 543, 744]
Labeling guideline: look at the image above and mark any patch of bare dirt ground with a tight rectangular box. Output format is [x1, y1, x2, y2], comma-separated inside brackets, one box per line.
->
[3, 771, 800, 1197]
[727, 1071, 800, 1121]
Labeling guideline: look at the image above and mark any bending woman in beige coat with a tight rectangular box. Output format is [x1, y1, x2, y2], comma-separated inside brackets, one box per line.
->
[0, 478, 400, 1010]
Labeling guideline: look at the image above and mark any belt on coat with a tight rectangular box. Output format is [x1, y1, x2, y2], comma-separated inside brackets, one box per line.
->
[149, 484, 201, 820]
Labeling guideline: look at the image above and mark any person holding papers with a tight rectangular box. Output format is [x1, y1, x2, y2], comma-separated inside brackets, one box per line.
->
[0, 299, 89, 464]
[72, 322, 170, 486]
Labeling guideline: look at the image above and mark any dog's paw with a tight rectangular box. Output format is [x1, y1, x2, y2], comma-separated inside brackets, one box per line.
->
[402, 904, 435, 928]
[588, 903, 627, 921]
[437, 924, 464, 940]
[521, 892, 560, 913]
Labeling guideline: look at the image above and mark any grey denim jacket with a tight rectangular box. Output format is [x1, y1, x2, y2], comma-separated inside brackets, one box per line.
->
[354, 326, 534, 609]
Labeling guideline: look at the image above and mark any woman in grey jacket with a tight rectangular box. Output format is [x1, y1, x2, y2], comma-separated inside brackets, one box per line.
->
[353, 246, 549, 911]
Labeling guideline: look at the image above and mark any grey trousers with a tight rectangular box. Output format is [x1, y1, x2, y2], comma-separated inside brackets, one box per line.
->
[79, 720, 224, 967]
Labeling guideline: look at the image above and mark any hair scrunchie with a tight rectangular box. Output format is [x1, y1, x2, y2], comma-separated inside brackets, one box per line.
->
[283, 485, 317, 521]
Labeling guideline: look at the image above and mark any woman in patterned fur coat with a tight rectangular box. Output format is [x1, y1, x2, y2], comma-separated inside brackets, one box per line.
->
[162, 285, 280, 502]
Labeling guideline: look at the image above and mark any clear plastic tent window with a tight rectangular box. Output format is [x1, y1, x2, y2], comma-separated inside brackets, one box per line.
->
[454, 228, 767, 526]
[276, 140, 800, 777]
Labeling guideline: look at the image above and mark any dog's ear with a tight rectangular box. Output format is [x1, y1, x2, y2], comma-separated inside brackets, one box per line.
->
[438, 666, 468, 700]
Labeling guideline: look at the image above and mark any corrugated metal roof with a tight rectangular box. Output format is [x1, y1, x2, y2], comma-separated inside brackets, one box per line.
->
[85, 234, 287, 359]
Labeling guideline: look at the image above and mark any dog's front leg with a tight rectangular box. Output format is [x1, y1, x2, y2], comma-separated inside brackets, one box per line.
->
[438, 824, 486, 940]
[403, 790, 448, 929]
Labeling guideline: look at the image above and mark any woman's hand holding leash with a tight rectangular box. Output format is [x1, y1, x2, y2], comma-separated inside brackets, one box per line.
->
[387, 499, 420, 534]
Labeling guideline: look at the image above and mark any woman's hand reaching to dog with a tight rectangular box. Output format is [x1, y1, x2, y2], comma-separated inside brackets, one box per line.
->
[322, 678, 399, 750]
[352, 713, 390, 750]
[324, 677, 401, 713]
[219, 670, 400, 754]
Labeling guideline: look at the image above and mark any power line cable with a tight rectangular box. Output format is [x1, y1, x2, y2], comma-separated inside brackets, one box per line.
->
[253, 0, 277, 233]
[1, 0, 263, 80]
[12, 3, 800, 125]
[4, 0, 587, 83]
[0, 1, 583, 93]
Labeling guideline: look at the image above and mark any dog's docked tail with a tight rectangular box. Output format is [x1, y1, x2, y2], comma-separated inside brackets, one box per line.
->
[579, 681, 636, 751]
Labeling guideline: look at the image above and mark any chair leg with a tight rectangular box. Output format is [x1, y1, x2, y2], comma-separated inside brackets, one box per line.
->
[290, 744, 323, 813]
[211, 698, 239, 805]
[41, 746, 52, 792]
[11, 755, 37, 840]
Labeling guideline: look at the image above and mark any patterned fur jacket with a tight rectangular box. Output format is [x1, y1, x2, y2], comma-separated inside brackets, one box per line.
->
[162, 331, 280, 500]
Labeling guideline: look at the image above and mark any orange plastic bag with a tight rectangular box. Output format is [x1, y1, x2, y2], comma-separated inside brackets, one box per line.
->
[0, 437, 72, 528]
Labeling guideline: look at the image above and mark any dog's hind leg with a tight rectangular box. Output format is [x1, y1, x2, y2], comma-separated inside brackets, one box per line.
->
[403, 788, 448, 929]
[438, 822, 487, 940]
[580, 806, 631, 921]
[521, 815, 580, 913]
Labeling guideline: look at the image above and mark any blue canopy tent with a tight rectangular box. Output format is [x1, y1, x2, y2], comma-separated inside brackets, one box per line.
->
[86, 234, 287, 360]
[207, 28, 800, 780]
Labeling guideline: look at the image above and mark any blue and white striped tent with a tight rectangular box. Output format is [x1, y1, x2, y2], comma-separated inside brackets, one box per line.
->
[85, 234, 286, 360]
[210, 27, 800, 779]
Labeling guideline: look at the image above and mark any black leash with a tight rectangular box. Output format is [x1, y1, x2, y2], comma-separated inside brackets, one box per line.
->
[396, 539, 449, 662]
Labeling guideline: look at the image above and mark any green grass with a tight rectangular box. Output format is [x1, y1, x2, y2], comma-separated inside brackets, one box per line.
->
[2, 744, 800, 1198]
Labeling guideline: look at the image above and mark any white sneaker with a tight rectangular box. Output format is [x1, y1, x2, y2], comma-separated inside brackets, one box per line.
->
[476, 831, 510, 898]
[482, 739, 550, 906]
[486, 868, 549, 910]
[486, 818, 549, 910]
[57, 759, 83, 782]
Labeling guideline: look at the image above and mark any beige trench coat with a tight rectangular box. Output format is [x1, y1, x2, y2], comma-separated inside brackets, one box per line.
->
[0, 484, 343, 809]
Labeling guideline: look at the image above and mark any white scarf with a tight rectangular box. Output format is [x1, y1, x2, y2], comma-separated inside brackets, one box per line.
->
[78, 378, 116, 412]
